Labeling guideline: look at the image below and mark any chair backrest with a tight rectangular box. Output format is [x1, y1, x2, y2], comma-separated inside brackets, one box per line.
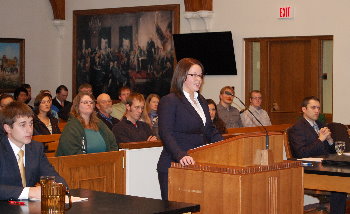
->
[327, 122, 350, 152]
[32, 134, 61, 157]
[283, 129, 294, 159]
[58, 122, 67, 132]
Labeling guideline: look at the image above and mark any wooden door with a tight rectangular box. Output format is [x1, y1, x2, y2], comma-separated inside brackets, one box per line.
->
[245, 36, 332, 124]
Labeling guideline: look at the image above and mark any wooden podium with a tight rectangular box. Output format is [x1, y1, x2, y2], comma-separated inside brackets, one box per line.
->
[168, 133, 303, 214]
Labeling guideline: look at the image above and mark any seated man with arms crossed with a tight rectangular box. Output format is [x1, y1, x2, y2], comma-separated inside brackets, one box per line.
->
[288, 96, 346, 214]
[112, 93, 157, 144]
[0, 102, 67, 200]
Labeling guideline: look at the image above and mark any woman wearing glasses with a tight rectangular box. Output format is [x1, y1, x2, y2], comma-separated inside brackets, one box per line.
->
[56, 92, 118, 156]
[157, 58, 223, 200]
[33, 92, 61, 135]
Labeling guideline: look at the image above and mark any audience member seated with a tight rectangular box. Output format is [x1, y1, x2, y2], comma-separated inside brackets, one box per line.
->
[217, 86, 243, 128]
[33, 92, 61, 136]
[0, 94, 14, 110]
[141, 94, 160, 138]
[206, 99, 227, 134]
[14, 87, 29, 103]
[288, 96, 346, 214]
[111, 86, 131, 120]
[96, 93, 119, 130]
[0, 102, 67, 200]
[240, 90, 271, 127]
[52, 85, 72, 121]
[0, 94, 14, 137]
[112, 93, 157, 144]
[56, 93, 118, 156]
[21, 83, 32, 105]
[78, 83, 93, 95]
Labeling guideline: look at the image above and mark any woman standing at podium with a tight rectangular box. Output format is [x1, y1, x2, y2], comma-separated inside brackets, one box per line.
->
[157, 58, 223, 200]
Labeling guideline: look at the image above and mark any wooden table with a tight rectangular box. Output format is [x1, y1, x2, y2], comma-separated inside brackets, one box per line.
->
[303, 154, 350, 193]
[0, 189, 200, 214]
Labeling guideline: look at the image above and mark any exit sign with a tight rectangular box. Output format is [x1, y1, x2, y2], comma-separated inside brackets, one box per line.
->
[279, 6, 294, 19]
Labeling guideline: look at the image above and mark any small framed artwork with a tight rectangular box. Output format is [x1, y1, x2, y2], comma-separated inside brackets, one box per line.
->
[73, 4, 180, 99]
[0, 38, 25, 93]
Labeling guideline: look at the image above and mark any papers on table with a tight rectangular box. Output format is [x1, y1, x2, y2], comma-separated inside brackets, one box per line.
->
[297, 158, 323, 162]
[65, 196, 88, 203]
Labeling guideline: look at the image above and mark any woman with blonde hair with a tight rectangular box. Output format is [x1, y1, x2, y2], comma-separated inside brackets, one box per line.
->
[56, 92, 118, 156]
[141, 93, 160, 138]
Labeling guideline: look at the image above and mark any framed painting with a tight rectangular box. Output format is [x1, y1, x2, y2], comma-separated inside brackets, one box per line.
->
[0, 38, 25, 93]
[73, 4, 180, 99]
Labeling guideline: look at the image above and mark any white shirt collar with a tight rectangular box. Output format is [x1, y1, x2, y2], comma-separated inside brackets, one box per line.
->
[304, 117, 317, 127]
[8, 138, 25, 160]
[183, 90, 198, 101]
[56, 97, 62, 105]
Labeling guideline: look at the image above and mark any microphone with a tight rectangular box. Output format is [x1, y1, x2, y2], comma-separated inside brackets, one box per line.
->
[235, 96, 269, 150]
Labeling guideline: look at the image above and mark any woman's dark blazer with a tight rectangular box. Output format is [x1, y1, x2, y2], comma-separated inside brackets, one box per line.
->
[157, 93, 223, 173]
[33, 114, 61, 136]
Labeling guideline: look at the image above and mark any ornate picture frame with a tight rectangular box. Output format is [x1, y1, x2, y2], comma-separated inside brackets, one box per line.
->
[73, 4, 180, 99]
[0, 38, 25, 93]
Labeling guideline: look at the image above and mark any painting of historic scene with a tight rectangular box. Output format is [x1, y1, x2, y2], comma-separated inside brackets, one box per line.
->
[73, 5, 179, 99]
[0, 39, 25, 92]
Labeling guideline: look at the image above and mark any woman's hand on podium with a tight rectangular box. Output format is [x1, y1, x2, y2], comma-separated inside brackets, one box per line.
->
[180, 156, 195, 166]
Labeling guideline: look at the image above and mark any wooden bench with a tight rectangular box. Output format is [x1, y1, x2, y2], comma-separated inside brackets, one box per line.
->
[32, 134, 61, 157]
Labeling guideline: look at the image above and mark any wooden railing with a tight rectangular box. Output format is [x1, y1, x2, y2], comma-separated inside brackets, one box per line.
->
[48, 151, 126, 194]
[119, 140, 163, 149]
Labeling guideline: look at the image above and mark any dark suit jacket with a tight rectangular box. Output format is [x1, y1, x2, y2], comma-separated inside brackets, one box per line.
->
[157, 93, 223, 173]
[288, 117, 335, 158]
[52, 98, 72, 121]
[0, 136, 67, 200]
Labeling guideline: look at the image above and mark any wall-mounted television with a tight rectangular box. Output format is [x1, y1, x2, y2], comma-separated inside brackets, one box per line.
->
[173, 31, 237, 75]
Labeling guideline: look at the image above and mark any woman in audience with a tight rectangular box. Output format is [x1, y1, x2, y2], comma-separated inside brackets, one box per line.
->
[56, 92, 118, 156]
[33, 92, 61, 135]
[206, 99, 227, 134]
[157, 58, 223, 200]
[141, 94, 160, 138]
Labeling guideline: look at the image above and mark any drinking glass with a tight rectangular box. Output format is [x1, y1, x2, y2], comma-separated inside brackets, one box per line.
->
[335, 141, 346, 155]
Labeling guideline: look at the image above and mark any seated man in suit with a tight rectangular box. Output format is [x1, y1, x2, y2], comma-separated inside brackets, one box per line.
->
[112, 93, 157, 144]
[96, 93, 119, 130]
[52, 85, 72, 121]
[0, 102, 67, 200]
[288, 96, 346, 214]
[288, 96, 334, 158]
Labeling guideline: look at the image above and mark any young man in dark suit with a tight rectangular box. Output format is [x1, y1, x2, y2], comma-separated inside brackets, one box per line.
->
[52, 85, 72, 121]
[288, 96, 345, 214]
[0, 102, 67, 200]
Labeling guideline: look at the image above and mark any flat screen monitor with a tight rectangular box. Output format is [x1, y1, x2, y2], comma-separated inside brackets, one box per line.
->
[173, 31, 237, 75]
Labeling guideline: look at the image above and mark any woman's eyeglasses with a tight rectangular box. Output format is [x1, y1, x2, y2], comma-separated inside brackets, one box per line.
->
[80, 100, 95, 105]
[187, 73, 204, 79]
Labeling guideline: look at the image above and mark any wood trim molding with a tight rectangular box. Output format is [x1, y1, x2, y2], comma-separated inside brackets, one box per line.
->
[49, 0, 65, 20]
[184, 0, 213, 11]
